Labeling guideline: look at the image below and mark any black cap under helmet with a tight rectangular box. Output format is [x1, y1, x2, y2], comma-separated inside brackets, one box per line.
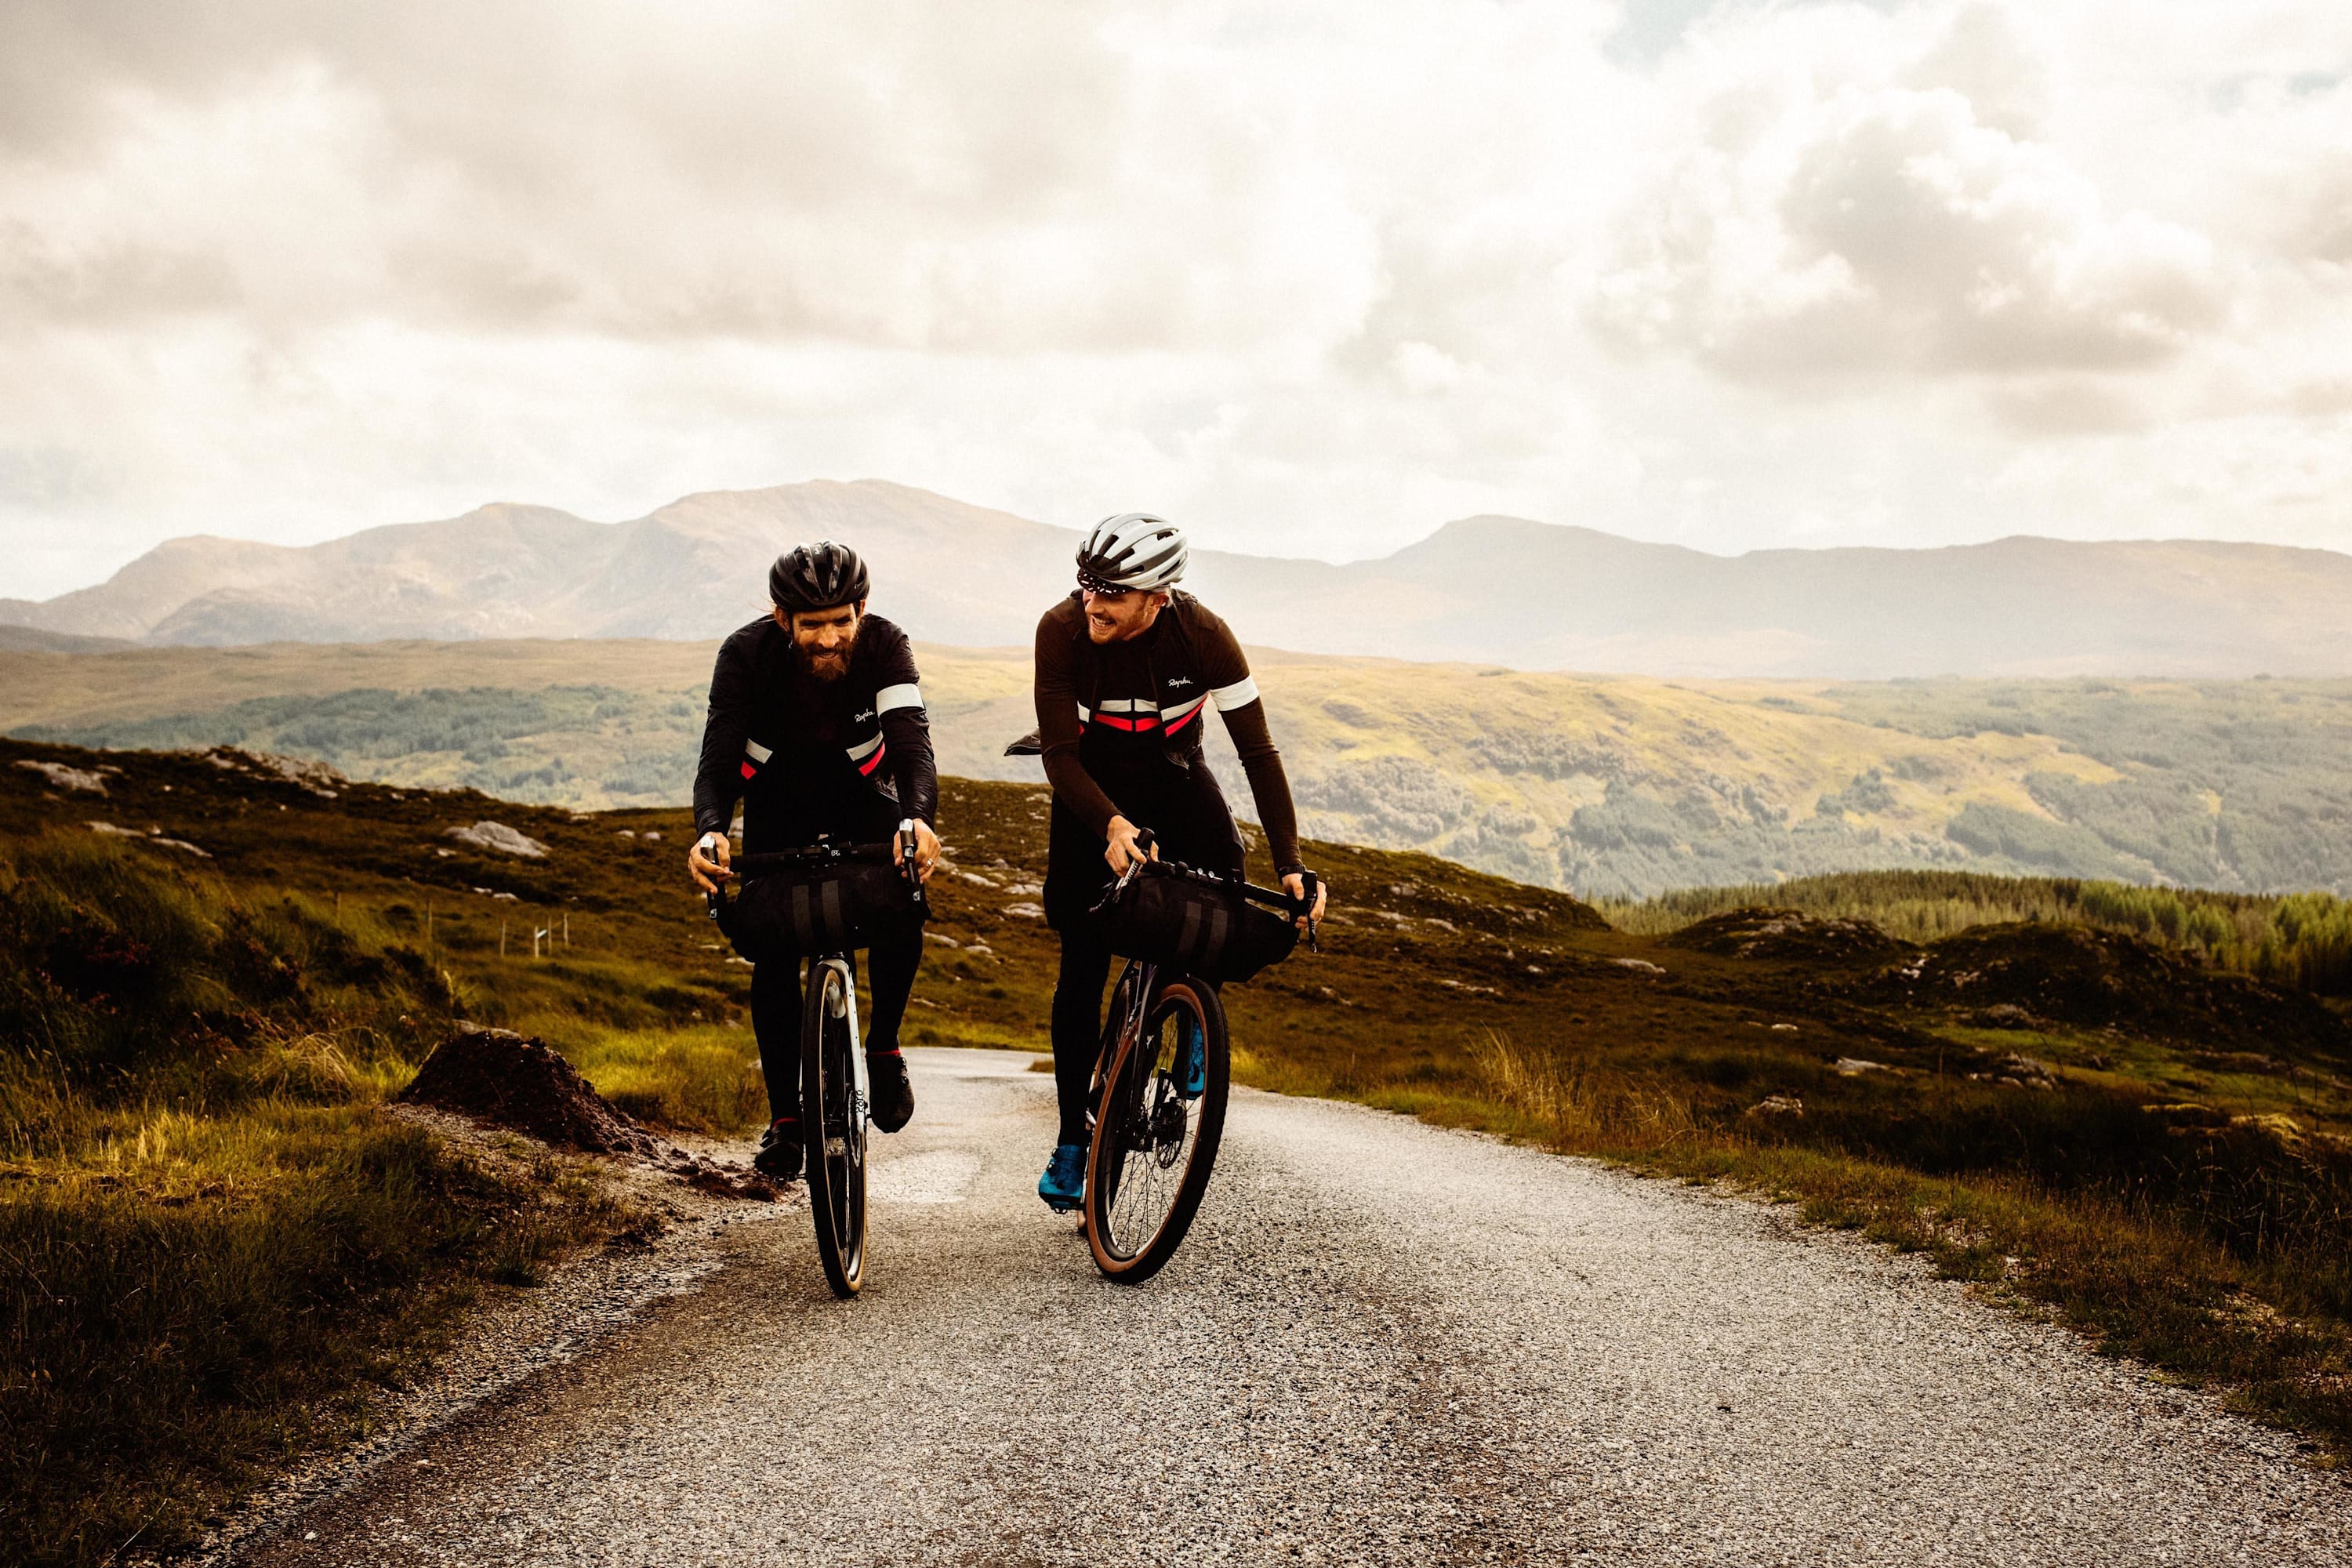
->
[768, 540, 870, 612]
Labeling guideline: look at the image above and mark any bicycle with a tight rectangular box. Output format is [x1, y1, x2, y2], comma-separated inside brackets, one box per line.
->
[706, 834, 925, 1299]
[1083, 838, 1318, 1283]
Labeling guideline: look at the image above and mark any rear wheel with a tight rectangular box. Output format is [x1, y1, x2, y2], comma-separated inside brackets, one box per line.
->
[1084, 976, 1228, 1283]
[801, 958, 866, 1298]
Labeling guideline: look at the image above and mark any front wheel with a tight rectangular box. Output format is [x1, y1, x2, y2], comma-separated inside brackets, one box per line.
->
[1085, 977, 1228, 1283]
[801, 958, 866, 1298]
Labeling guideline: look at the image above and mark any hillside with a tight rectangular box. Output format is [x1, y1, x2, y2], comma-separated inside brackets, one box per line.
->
[9, 480, 2352, 677]
[6, 731, 2352, 1565]
[7, 641, 2350, 898]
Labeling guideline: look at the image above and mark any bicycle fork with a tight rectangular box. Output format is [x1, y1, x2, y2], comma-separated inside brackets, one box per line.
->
[822, 956, 868, 1155]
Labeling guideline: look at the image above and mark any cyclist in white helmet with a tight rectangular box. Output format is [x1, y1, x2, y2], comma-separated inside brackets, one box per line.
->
[1023, 513, 1327, 1211]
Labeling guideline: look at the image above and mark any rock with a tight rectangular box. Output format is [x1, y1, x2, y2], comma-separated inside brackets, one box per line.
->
[397, 1024, 658, 1156]
[17, 759, 106, 793]
[1834, 1058, 1889, 1076]
[84, 821, 211, 857]
[1613, 957, 1665, 975]
[1002, 902, 1045, 920]
[1994, 1053, 2056, 1088]
[448, 821, 550, 858]
[1745, 1095, 1804, 1118]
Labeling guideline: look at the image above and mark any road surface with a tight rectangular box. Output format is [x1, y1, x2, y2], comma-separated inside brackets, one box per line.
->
[242, 1047, 2350, 1566]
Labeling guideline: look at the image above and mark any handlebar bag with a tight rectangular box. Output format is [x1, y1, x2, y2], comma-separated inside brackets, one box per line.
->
[716, 860, 926, 964]
[1087, 863, 1297, 983]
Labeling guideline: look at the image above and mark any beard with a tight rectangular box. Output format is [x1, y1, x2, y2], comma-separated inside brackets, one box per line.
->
[795, 619, 858, 681]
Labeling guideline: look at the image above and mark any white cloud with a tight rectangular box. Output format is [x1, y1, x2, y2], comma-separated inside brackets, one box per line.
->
[1592, 2, 2228, 382]
[0, 0, 2347, 600]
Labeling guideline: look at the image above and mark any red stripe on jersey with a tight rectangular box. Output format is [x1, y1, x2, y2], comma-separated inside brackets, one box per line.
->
[1162, 705, 1202, 735]
[858, 739, 888, 775]
[740, 760, 758, 779]
[1092, 713, 1159, 731]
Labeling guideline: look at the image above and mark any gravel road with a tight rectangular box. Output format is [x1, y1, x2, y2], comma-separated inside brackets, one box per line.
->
[241, 1047, 2350, 1566]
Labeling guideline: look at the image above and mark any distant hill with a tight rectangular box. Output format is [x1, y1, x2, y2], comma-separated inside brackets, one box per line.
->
[9, 639, 2348, 898]
[0, 625, 133, 654]
[6, 481, 2352, 677]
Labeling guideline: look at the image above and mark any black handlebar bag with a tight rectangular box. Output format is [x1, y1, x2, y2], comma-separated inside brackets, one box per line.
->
[715, 861, 926, 966]
[1088, 863, 1296, 983]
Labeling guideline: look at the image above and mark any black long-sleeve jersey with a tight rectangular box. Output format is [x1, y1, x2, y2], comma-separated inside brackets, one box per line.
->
[691, 613, 937, 848]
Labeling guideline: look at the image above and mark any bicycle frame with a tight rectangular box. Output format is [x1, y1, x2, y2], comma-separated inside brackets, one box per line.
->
[1087, 956, 1158, 1130]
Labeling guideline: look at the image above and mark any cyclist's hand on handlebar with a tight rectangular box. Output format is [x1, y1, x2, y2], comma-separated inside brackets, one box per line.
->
[1281, 869, 1327, 931]
[1104, 815, 1157, 876]
[688, 831, 732, 894]
[895, 818, 942, 884]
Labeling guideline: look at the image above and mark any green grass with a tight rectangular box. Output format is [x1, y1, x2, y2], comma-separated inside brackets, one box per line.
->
[558, 1024, 767, 1133]
[0, 815, 648, 1565]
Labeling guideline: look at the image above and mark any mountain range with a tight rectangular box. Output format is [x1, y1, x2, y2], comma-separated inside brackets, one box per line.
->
[8, 481, 2352, 677]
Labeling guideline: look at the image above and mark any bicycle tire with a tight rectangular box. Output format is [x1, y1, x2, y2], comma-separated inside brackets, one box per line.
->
[801, 958, 866, 1298]
[1084, 976, 1229, 1283]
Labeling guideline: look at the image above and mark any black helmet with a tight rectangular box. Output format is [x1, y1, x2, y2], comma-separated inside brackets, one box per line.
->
[768, 540, 869, 612]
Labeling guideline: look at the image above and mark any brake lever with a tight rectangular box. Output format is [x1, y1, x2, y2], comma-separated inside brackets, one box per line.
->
[1112, 825, 1157, 895]
[1299, 869, 1321, 953]
[899, 818, 928, 910]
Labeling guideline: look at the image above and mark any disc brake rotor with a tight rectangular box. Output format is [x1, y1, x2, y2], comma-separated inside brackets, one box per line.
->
[1149, 1085, 1188, 1167]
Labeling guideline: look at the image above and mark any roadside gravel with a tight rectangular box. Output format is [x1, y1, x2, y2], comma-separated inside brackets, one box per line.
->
[234, 1048, 2352, 1566]
[187, 1110, 800, 1566]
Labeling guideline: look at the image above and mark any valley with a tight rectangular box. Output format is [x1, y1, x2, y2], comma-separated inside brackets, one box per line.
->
[7, 639, 2350, 898]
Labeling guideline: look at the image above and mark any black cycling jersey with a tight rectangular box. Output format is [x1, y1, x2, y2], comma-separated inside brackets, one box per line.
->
[692, 612, 937, 851]
[1031, 590, 1301, 927]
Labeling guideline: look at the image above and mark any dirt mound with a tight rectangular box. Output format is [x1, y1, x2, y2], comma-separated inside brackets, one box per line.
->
[397, 1024, 662, 1157]
[1867, 923, 2352, 1058]
[1663, 907, 1911, 964]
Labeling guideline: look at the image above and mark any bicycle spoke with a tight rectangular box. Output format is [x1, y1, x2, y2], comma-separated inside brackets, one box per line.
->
[1101, 1013, 1202, 1258]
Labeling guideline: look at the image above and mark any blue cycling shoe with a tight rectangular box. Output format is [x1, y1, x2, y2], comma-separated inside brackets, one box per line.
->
[1037, 1142, 1086, 1213]
[1178, 1014, 1207, 1098]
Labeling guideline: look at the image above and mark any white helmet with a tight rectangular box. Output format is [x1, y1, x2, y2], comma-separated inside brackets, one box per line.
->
[1076, 512, 1188, 592]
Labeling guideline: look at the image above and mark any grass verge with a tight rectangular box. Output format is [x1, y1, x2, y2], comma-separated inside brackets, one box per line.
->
[0, 833, 638, 1567]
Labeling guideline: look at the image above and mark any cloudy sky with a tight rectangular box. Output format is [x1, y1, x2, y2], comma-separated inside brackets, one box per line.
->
[3, 0, 2348, 600]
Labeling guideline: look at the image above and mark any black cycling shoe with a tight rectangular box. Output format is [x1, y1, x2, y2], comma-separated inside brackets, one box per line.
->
[867, 1049, 914, 1134]
[753, 1116, 803, 1182]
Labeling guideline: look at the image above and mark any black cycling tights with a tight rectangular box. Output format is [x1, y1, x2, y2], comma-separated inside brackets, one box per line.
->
[749, 931, 922, 1124]
[1050, 932, 1116, 1146]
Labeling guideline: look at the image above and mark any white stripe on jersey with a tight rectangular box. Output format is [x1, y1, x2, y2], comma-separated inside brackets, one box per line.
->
[744, 739, 775, 764]
[1162, 694, 1208, 722]
[1210, 675, 1260, 710]
[846, 733, 884, 761]
[876, 682, 924, 713]
[1100, 696, 1161, 713]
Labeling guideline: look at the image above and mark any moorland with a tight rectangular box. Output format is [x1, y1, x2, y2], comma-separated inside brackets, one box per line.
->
[7, 640, 2350, 898]
[4, 735, 2351, 1564]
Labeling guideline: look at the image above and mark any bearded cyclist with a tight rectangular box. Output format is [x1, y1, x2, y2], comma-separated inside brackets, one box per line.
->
[1029, 514, 1327, 1211]
[687, 541, 942, 1182]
